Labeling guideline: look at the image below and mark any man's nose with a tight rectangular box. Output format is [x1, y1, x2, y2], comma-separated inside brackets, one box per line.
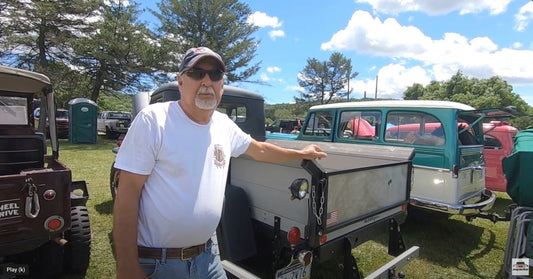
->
[201, 74, 213, 85]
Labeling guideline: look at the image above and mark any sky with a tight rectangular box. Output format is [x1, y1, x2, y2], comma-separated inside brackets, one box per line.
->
[141, 0, 533, 106]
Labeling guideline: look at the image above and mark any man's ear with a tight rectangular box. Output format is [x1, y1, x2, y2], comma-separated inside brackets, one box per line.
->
[177, 75, 183, 86]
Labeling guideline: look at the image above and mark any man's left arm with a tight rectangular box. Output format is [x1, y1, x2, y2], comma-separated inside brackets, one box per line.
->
[244, 139, 326, 163]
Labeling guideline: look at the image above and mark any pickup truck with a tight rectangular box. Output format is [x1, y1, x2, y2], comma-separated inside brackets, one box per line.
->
[112, 82, 419, 279]
[483, 121, 519, 192]
[97, 110, 132, 139]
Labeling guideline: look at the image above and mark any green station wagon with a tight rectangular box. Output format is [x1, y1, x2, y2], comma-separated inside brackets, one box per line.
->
[298, 100, 499, 218]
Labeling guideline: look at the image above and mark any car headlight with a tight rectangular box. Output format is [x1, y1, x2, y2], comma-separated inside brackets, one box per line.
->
[289, 178, 309, 200]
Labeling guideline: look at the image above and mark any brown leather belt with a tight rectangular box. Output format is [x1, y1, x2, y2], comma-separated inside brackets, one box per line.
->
[138, 239, 212, 260]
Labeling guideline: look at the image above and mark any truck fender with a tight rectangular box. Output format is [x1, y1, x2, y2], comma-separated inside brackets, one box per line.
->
[217, 184, 257, 262]
[70, 180, 89, 207]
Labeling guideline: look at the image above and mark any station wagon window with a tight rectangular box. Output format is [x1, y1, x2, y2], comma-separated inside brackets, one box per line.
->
[385, 112, 445, 146]
[217, 103, 246, 123]
[303, 111, 333, 137]
[338, 110, 381, 141]
[457, 117, 480, 145]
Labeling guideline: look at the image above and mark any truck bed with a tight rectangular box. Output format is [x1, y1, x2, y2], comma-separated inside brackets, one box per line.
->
[230, 140, 414, 248]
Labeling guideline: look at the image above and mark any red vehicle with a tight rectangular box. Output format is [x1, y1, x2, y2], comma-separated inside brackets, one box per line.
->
[483, 121, 518, 192]
[382, 120, 518, 193]
[34, 107, 69, 139]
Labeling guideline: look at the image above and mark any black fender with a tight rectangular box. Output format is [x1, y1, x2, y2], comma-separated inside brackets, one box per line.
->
[217, 184, 257, 262]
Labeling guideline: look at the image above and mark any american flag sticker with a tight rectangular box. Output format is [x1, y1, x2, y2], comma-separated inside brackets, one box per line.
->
[326, 211, 338, 226]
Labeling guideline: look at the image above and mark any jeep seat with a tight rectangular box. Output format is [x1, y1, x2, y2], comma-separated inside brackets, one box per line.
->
[0, 134, 45, 175]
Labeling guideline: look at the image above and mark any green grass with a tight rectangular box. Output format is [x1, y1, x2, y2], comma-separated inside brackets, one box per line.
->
[353, 194, 513, 279]
[57, 138, 117, 279]
[56, 138, 514, 279]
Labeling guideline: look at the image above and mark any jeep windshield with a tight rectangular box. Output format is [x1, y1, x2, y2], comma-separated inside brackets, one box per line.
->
[0, 96, 29, 125]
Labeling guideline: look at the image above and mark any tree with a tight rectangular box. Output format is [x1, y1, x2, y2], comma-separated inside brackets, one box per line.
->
[298, 52, 355, 104]
[71, 1, 170, 102]
[0, 0, 102, 74]
[403, 71, 533, 129]
[0, 0, 102, 132]
[403, 83, 425, 100]
[154, 0, 260, 82]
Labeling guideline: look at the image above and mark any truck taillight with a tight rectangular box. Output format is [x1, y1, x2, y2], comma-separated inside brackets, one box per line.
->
[44, 216, 64, 232]
[320, 234, 327, 244]
[43, 189, 56, 200]
[287, 227, 301, 245]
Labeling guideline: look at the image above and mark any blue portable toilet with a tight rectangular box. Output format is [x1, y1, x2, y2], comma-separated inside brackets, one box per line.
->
[68, 98, 97, 144]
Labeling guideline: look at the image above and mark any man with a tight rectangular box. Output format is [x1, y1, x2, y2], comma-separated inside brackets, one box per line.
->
[113, 46, 326, 279]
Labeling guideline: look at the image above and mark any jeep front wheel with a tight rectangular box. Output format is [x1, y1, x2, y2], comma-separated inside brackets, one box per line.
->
[64, 206, 91, 274]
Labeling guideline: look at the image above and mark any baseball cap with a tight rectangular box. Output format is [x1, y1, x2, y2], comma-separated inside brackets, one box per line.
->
[178, 47, 226, 73]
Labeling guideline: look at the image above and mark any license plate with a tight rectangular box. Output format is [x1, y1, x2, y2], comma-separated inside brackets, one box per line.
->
[275, 262, 311, 279]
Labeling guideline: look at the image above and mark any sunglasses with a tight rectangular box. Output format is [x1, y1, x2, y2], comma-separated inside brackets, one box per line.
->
[184, 69, 224, 81]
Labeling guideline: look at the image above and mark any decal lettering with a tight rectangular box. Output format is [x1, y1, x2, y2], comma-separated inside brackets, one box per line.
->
[0, 200, 21, 220]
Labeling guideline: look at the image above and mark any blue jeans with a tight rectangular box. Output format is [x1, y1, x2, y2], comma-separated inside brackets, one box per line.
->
[139, 241, 227, 279]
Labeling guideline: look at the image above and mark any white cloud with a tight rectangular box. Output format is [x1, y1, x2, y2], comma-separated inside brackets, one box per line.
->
[322, 10, 533, 90]
[269, 30, 285, 40]
[260, 68, 284, 84]
[260, 73, 270, 82]
[247, 11, 282, 28]
[515, 1, 533, 31]
[267, 66, 281, 73]
[512, 42, 523, 49]
[287, 85, 305, 94]
[351, 64, 431, 99]
[356, 0, 511, 15]
[321, 11, 432, 57]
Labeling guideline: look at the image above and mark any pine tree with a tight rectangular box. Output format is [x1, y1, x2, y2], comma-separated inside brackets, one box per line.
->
[154, 0, 260, 82]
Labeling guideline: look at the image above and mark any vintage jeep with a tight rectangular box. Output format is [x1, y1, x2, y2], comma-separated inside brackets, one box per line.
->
[112, 82, 419, 279]
[0, 65, 91, 278]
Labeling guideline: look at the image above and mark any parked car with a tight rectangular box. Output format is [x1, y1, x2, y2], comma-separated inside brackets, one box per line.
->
[297, 100, 511, 222]
[0, 65, 91, 278]
[97, 110, 132, 139]
[34, 107, 69, 139]
[266, 119, 302, 134]
[483, 121, 518, 192]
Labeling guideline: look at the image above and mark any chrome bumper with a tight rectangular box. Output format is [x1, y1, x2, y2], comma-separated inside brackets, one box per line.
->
[409, 189, 496, 215]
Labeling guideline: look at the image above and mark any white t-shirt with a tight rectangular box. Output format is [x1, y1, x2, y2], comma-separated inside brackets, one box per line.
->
[115, 101, 252, 248]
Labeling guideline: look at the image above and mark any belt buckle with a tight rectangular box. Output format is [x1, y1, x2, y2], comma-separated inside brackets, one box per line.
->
[180, 248, 192, 261]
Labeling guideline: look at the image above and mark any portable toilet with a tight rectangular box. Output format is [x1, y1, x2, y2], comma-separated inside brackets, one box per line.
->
[68, 98, 97, 144]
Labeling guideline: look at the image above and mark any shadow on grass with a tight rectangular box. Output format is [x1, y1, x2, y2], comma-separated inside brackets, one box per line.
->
[95, 199, 114, 215]
[402, 212, 487, 272]
[398, 196, 515, 278]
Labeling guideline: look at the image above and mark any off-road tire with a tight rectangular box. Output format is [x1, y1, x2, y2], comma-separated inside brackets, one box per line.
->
[64, 205, 91, 274]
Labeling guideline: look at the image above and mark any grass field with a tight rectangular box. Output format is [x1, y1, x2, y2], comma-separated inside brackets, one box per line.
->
[57, 137, 514, 279]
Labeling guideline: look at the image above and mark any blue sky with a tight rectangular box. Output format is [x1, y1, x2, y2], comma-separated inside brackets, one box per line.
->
[141, 0, 533, 106]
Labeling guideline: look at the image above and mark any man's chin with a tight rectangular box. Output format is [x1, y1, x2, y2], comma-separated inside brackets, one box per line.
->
[195, 99, 218, 110]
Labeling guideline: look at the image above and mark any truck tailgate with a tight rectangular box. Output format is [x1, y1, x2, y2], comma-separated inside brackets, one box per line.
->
[230, 140, 413, 246]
